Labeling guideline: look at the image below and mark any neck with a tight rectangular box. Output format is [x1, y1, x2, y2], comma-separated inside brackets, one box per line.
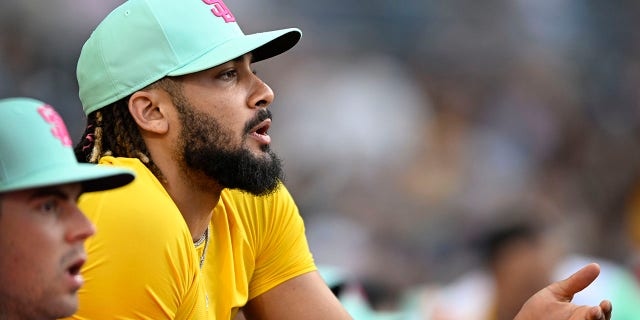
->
[493, 278, 533, 320]
[166, 177, 220, 242]
[149, 150, 222, 242]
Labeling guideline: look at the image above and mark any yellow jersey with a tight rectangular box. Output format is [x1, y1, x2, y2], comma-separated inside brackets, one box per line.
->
[66, 157, 315, 319]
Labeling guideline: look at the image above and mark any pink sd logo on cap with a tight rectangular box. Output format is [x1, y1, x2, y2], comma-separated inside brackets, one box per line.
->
[37, 104, 72, 147]
[202, 0, 235, 22]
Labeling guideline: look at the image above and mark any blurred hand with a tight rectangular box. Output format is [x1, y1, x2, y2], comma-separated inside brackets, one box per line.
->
[515, 263, 612, 320]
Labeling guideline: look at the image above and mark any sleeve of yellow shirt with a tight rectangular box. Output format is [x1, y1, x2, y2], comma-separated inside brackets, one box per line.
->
[245, 183, 317, 299]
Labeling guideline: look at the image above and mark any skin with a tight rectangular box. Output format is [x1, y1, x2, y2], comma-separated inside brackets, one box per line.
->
[515, 263, 612, 320]
[433, 263, 612, 320]
[126, 53, 611, 320]
[127, 53, 352, 319]
[0, 183, 95, 320]
[490, 230, 563, 320]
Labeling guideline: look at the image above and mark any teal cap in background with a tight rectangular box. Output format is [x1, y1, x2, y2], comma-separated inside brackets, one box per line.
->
[0, 97, 134, 193]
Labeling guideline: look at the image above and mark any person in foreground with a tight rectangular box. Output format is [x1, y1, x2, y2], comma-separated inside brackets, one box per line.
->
[68, 0, 349, 319]
[0, 97, 134, 320]
[66, 0, 611, 319]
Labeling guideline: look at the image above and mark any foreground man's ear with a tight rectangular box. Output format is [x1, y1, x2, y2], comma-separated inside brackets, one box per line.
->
[128, 89, 170, 134]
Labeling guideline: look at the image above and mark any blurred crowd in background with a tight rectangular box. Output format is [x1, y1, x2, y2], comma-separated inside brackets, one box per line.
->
[3, 0, 640, 319]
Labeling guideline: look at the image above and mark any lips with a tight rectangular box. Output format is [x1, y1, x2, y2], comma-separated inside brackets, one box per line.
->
[67, 258, 85, 276]
[65, 256, 86, 290]
[249, 119, 272, 145]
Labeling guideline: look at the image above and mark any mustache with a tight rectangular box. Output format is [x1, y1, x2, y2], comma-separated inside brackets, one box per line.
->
[61, 246, 86, 268]
[244, 109, 272, 134]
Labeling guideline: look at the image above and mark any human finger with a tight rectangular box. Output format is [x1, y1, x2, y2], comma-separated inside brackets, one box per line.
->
[550, 263, 601, 301]
[599, 300, 612, 320]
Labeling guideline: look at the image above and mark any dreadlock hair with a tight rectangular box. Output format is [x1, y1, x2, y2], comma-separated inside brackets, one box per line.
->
[74, 79, 178, 182]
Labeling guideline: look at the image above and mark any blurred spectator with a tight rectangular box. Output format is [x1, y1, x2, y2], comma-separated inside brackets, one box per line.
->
[401, 203, 640, 320]
[400, 204, 563, 320]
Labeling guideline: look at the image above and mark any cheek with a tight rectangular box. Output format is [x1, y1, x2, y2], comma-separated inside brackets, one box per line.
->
[0, 237, 62, 315]
[0, 209, 67, 281]
[218, 110, 248, 134]
[0, 223, 64, 274]
[201, 96, 251, 129]
[215, 114, 249, 144]
[0, 232, 42, 288]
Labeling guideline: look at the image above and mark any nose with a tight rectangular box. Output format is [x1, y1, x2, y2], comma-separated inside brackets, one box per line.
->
[249, 74, 274, 109]
[66, 205, 97, 243]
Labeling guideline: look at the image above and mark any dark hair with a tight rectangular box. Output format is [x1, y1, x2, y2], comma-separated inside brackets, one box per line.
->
[74, 95, 163, 180]
[74, 78, 186, 182]
[479, 221, 542, 264]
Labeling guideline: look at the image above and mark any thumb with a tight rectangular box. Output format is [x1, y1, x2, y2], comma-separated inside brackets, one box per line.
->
[548, 263, 601, 301]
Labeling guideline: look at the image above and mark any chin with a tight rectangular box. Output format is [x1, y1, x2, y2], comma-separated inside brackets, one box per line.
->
[257, 142, 272, 153]
[49, 294, 80, 319]
[250, 149, 272, 161]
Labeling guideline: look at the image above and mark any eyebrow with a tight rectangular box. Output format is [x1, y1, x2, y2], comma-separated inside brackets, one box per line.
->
[234, 53, 253, 63]
[28, 186, 80, 202]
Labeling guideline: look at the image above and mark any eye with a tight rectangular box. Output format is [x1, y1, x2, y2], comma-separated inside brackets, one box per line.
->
[218, 69, 238, 81]
[39, 199, 61, 216]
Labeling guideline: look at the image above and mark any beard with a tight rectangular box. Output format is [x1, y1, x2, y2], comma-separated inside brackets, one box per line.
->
[175, 101, 284, 196]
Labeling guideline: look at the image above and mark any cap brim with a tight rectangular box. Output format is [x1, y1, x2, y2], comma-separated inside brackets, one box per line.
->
[0, 163, 134, 194]
[168, 28, 301, 76]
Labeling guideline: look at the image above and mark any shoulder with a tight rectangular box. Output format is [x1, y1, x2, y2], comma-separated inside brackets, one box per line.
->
[219, 182, 297, 217]
[83, 157, 182, 228]
[216, 183, 301, 243]
[81, 156, 195, 260]
[76, 160, 201, 318]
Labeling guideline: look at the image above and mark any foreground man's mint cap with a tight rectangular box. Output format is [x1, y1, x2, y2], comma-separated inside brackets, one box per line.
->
[0, 97, 135, 193]
[78, 0, 302, 115]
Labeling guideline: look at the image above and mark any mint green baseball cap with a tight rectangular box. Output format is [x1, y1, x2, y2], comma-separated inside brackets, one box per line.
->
[0, 97, 135, 193]
[78, 0, 302, 115]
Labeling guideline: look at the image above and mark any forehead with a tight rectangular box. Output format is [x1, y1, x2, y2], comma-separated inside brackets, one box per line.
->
[0, 183, 83, 203]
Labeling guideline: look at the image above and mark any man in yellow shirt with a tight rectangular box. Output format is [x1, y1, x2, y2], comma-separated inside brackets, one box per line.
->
[70, 0, 347, 318]
[68, 0, 612, 319]
[0, 97, 133, 319]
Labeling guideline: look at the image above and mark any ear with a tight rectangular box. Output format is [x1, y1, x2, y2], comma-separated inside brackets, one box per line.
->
[128, 90, 169, 134]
